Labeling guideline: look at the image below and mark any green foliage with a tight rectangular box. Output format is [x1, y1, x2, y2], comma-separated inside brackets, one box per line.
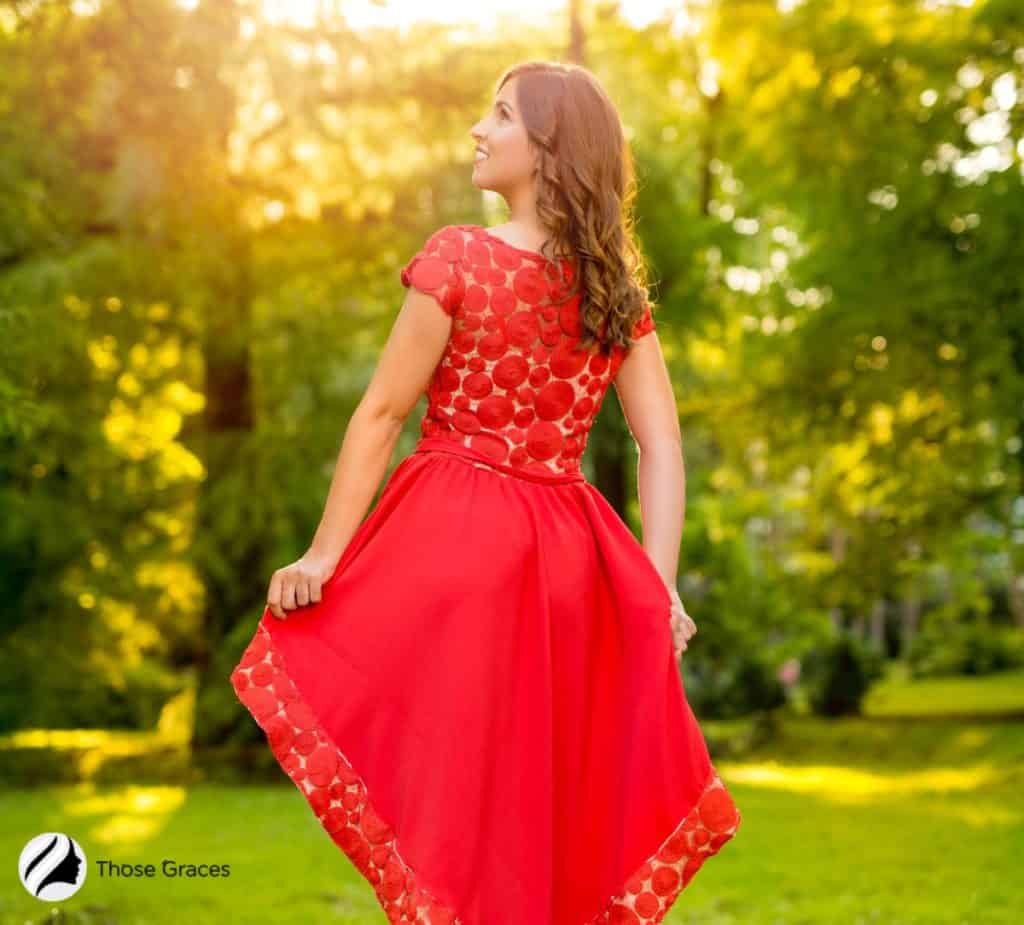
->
[802, 631, 887, 717]
[0, 615, 187, 733]
[689, 653, 788, 720]
[907, 618, 1024, 678]
[1, 0, 1022, 742]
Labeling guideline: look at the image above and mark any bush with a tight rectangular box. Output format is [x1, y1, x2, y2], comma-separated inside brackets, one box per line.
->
[0, 633, 184, 733]
[906, 620, 1024, 678]
[686, 654, 786, 719]
[802, 631, 886, 717]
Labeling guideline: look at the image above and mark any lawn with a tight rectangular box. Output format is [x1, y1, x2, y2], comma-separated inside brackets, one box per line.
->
[864, 664, 1024, 720]
[2, 670, 1022, 924]
[3, 743, 1019, 924]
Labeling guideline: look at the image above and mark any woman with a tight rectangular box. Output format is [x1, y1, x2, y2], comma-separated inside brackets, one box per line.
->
[231, 60, 741, 924]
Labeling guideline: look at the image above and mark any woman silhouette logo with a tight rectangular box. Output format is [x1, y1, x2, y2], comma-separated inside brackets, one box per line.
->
[18, 832, 88, 901]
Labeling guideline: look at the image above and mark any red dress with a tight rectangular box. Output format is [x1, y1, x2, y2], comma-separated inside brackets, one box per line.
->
[231, 224, 741, 924]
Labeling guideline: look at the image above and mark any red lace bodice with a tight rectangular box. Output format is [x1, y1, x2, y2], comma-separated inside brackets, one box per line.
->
[399, 223, 656, 478]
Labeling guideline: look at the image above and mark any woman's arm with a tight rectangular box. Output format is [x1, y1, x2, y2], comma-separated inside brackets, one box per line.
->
[612, 330, 685, 587]
[613, 332, 697, 656]
[266, 288, 453, 618]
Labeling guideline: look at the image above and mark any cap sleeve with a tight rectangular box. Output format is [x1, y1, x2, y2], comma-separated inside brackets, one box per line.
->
[399, 225, 467, 317]
[630, 300, 656, 340]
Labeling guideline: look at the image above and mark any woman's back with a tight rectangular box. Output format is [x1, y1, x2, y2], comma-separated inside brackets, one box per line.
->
[401, 224, 656, 478]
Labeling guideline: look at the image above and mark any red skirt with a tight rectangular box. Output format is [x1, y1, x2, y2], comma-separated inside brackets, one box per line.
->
[231, 435, 741, 924]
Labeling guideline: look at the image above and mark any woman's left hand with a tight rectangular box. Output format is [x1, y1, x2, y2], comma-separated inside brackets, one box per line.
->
[666, 584, 697, 659]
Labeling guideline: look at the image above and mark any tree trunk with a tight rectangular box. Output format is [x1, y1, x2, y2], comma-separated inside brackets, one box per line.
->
[1008, 562, 1024, 629]
[900, 590, 922, 655]
[191, 230, 265, 747]
[869, 598, 886, 653]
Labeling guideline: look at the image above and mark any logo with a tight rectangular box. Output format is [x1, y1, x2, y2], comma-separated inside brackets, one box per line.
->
[18, 833, 87, 901]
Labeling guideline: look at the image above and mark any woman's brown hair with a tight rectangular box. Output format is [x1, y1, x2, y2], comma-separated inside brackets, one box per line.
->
[495, 61, 655, 355]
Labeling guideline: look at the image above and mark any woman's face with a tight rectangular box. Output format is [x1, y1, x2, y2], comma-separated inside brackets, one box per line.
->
[469, 76, 539, 199]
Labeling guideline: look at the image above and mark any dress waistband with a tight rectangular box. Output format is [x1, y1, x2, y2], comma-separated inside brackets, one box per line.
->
[412, 436, 586, 485]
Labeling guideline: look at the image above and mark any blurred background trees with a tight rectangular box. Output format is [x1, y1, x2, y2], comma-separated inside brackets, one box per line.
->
[1, 0, 1022, 750]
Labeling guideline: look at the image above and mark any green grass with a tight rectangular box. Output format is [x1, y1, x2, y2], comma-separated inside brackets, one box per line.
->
[691, 757, 1020, 925]
[864, 665, 1024, 719]
[745, 715, 1024, 774]
[1, 784, 384, 924]
[3, 666, 1023, 923]
[2, 724, 1021, 925]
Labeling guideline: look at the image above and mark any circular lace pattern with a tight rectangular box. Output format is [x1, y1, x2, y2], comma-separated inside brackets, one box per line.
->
[400, 225, 657, 479]
[232, 620, 741, 924]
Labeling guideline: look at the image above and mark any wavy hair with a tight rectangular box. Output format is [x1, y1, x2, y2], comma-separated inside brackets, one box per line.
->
[495, 61, 655, 354]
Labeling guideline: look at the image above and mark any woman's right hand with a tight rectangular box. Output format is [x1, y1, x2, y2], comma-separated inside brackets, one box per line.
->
[266, 551, 338, 620]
